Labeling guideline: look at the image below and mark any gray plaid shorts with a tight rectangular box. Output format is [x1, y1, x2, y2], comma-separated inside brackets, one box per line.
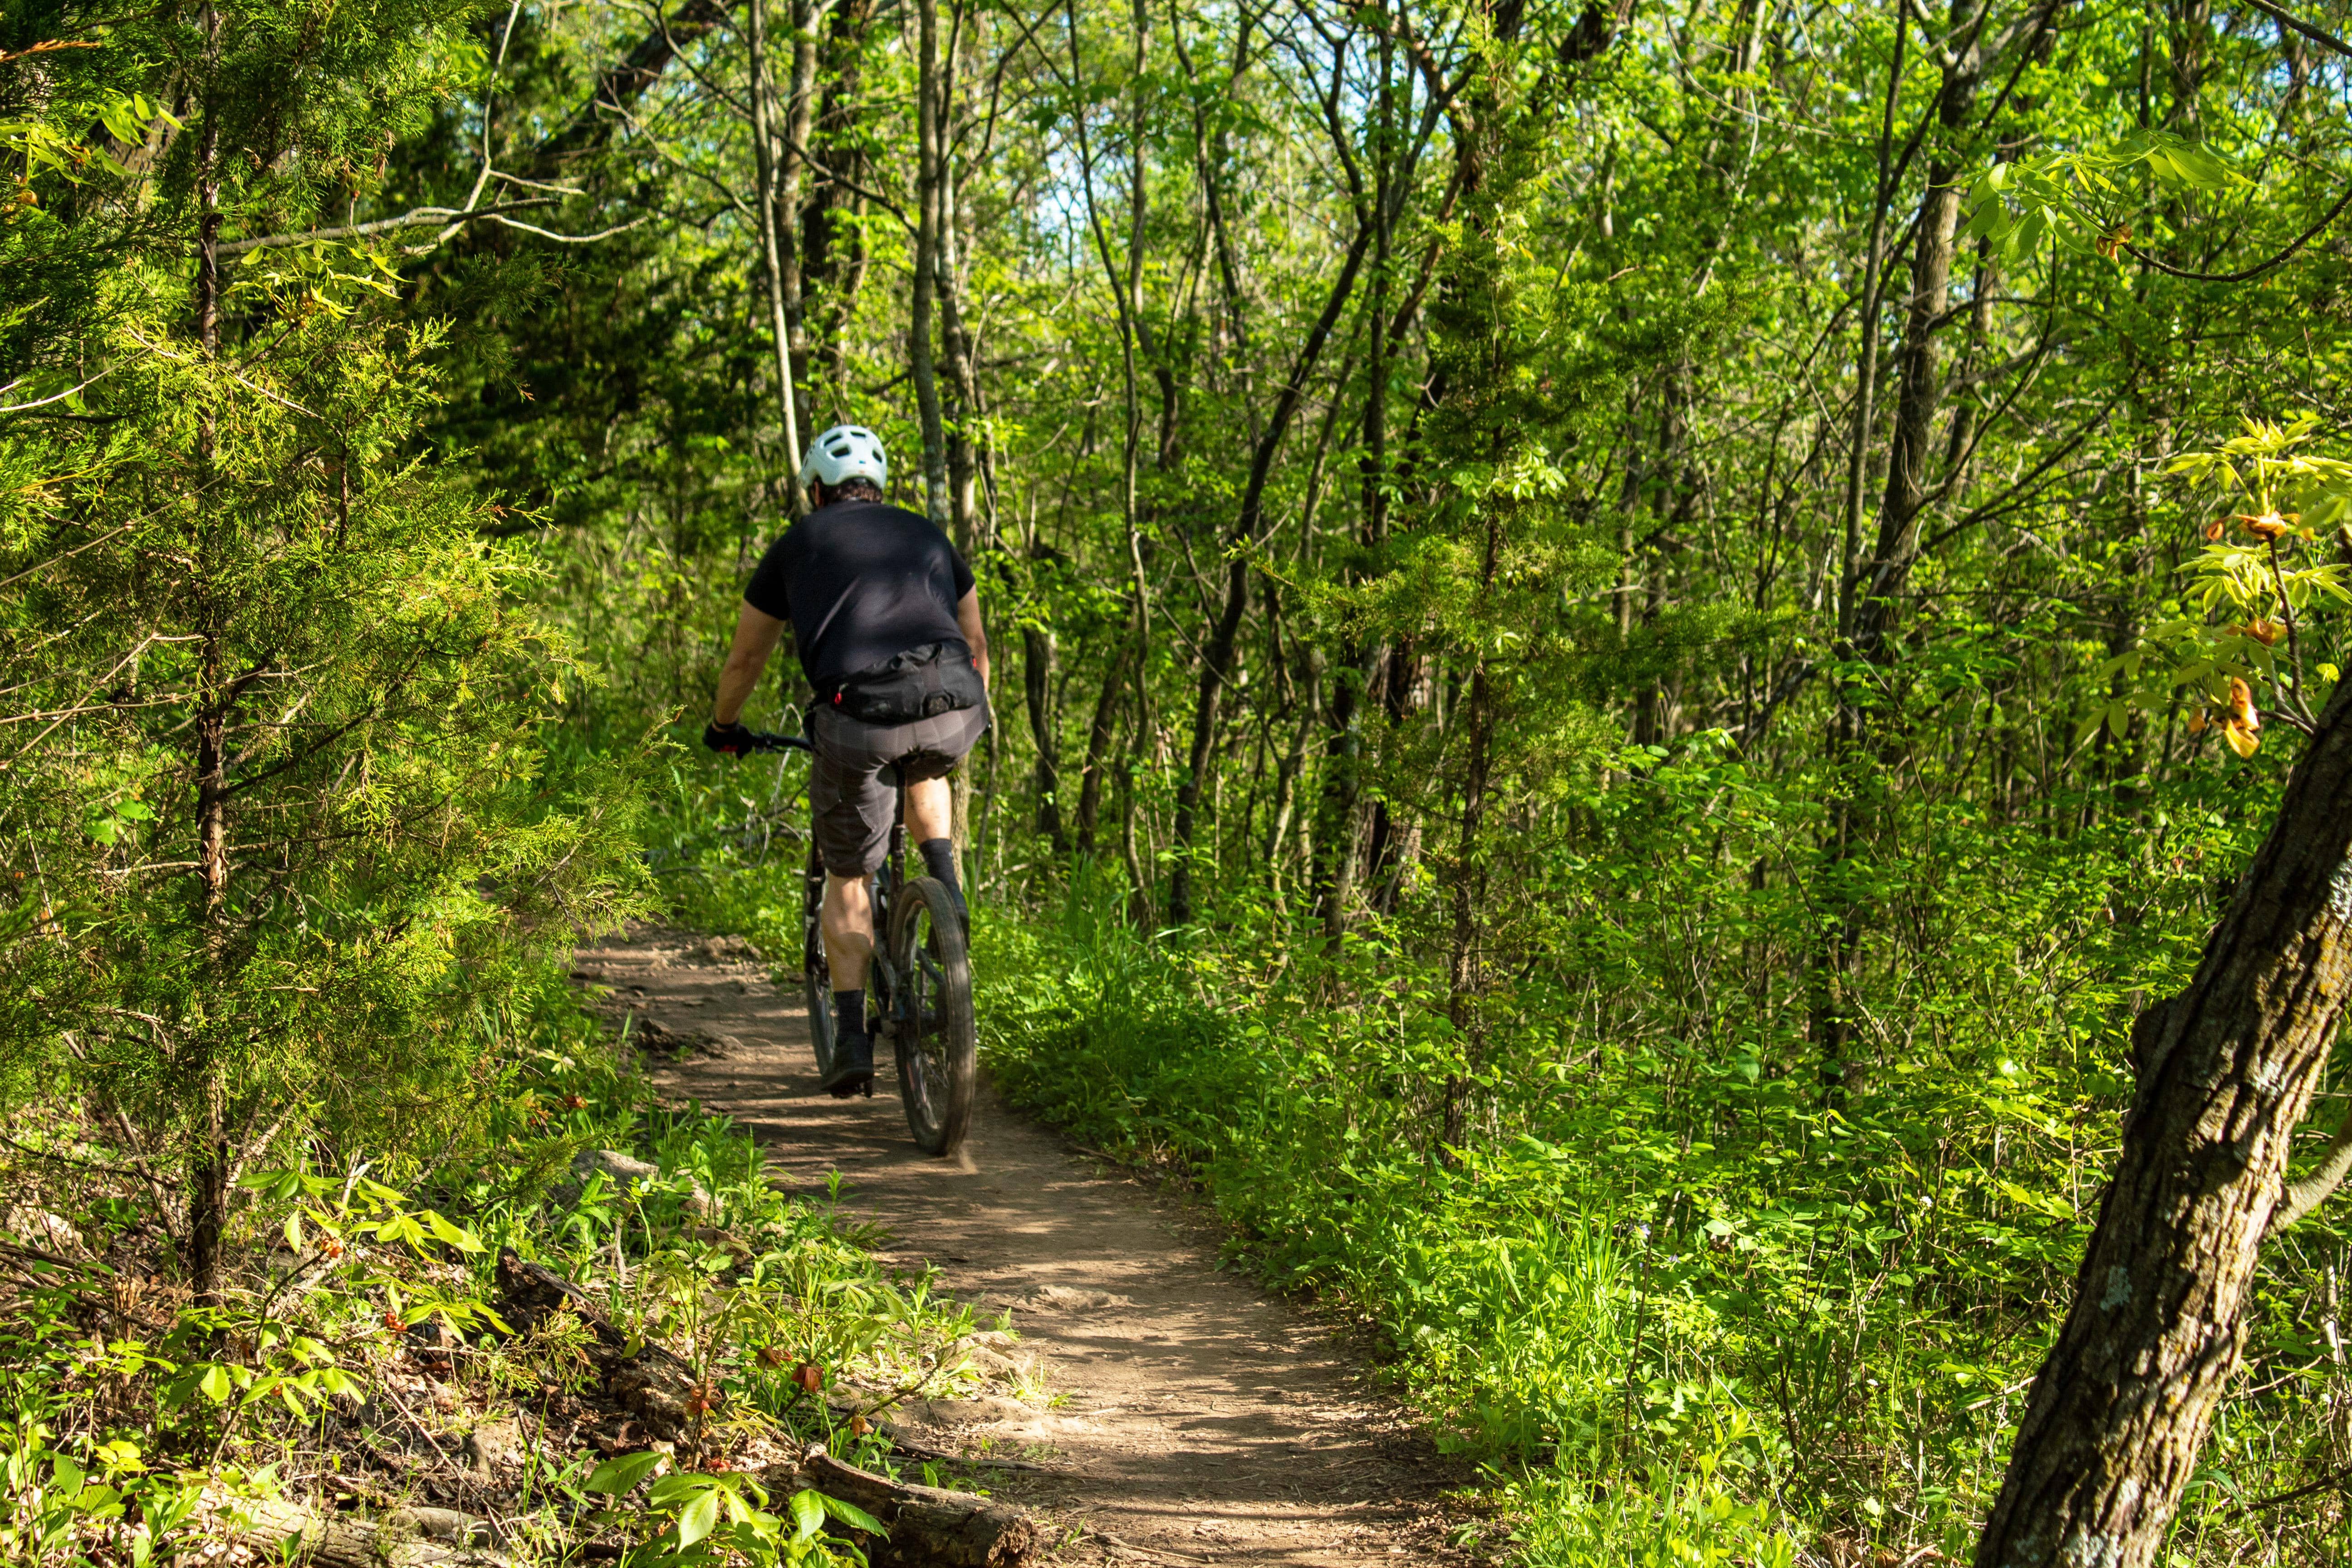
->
[809, 702, 990, 877]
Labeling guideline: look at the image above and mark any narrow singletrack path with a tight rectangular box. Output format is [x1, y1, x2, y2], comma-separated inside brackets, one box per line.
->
[574, 926, 1464, 1567]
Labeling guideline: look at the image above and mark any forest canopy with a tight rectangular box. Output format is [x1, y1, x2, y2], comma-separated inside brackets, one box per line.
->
[7, 0, 2352, 1561]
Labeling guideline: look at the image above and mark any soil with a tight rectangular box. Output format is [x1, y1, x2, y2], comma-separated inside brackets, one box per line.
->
[572, 926, 1468, 1567]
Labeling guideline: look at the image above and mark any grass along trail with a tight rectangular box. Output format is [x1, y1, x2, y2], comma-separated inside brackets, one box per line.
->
[573, 925, 1466, 1567]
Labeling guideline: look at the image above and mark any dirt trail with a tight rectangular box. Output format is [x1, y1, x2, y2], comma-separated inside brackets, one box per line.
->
[573, 927, 1462, 1566]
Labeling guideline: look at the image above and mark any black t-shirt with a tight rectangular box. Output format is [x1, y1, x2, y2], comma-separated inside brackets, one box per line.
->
[743, 500, 975, 693]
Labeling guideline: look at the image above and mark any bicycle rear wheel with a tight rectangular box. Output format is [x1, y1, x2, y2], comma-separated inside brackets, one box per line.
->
[889, 877, 975, 1156]
[802, 842, 837, 1078]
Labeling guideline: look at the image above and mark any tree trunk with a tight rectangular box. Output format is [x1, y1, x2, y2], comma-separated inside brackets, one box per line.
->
[937, 44, 982, 554]
[238, 1500, 510, 1567]
[1976, 676, 2352, 1564]
[1074, 637, 1127, 857]
[776, 0, 822, 437]
[1167, 217, 1370, 924]
[188, 3, 232, 1310]
[801, 0, 876, 407]
[780, 1448, 1037, 1568]
[748, 0, 806, 493]
[1023, 622, 1065, 851]
[1439, 512, 1503, 1164]
[1314, 648, 1371, 939]
[910, 0, 948, 524]
[1814, 0, 1978, 1102]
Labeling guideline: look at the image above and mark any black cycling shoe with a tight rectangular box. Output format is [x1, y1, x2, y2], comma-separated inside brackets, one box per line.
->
[820, 1035, 875, 1098]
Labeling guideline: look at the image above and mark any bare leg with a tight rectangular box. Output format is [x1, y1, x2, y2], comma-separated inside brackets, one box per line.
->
[906, 776, 953, 843]
[821, 872, 873, 992]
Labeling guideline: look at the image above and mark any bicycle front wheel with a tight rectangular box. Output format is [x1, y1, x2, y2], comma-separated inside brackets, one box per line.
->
[803, 842, 837, 1078]
[889, 877, 975, 1156]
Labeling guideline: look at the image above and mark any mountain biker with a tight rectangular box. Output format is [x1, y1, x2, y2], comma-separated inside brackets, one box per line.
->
[704, 425, 991, 1098]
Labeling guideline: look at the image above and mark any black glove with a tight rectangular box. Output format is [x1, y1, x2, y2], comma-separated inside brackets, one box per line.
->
[704, 720, 755, 757]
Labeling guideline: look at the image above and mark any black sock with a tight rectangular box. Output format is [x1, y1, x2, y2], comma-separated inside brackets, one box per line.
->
[918, 838, 961, 898]
[833, 990, 867, 1040]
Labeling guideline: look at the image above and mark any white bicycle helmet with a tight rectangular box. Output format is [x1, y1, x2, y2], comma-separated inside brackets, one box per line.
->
[799, 424, 889, 491]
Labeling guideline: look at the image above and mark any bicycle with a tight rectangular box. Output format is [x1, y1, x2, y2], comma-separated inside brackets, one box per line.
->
[738, 730, 977, 1157]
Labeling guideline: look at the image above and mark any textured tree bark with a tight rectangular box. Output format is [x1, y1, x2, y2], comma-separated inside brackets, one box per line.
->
[1975, 676, 2352, 1567]
[239, 1500, 509, 1567]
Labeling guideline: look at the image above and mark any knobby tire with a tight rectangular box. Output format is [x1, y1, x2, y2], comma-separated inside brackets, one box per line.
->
[803, 841, 837, 1077]
[891, 875, 975, 1156]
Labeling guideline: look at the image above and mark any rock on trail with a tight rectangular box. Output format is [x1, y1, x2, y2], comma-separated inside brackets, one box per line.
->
[574, 926, 1464, 1567]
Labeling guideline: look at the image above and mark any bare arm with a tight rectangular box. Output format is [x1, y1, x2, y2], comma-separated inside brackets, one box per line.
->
[956, 588, 990, 694]
[713, 601, 789, 725]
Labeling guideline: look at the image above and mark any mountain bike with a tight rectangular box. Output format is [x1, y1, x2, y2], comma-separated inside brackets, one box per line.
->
[739, 730, 976, 1156]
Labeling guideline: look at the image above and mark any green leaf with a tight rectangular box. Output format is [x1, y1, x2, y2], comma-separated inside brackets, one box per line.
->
[819, 1494, 887, 1534]
[790, 1489, 826, 1543]
[198, 1364, 231, 1404]
[422, 1210, 483, 1251]
[371, 1213, 426, 1247]
[583, 1451, 666, 1496]
[676, 1487, 721, 1548]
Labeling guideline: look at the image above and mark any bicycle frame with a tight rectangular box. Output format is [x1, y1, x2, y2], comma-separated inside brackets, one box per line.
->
[734, 724, 976, 1152]
[746, 731, 912, 1058]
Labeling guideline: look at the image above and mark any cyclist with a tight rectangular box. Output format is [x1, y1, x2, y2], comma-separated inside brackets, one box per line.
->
[705, 425, 991, 1098]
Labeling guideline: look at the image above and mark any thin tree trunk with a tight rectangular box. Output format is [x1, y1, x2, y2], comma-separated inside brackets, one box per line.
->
[1064, 0, 1155, 895]
[802, 0, 875, 406]
[1074, 637, 1128, 856]
[749, 0, 807, 495]
[937, 4, 982, 551]
[1023, 621, 1065, 851]
[910, 0, 948, 524]
[1315, 649, 1370, 939]
[1440, 519, 1502, 1164]
[776, 0, 823, 436]
[1265, 694, 1318, 895]
[188, 2, 232, 1310]
[1813, 0, 1908, 1106]
[1166, 201, 1371, 924]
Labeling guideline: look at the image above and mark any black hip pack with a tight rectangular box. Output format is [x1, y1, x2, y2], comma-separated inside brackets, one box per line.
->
[825, 639, 986, 724]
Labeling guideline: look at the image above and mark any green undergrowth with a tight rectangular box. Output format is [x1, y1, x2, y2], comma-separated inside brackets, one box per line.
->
[970, 767, 2352, 1567]
[0, 961, 1010, 1566]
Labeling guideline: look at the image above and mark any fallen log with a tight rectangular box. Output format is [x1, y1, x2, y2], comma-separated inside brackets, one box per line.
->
[764, 1446, 1037, 1568]
[495, 1249, 705, 1437]
[236, 1499, 510, 1567]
